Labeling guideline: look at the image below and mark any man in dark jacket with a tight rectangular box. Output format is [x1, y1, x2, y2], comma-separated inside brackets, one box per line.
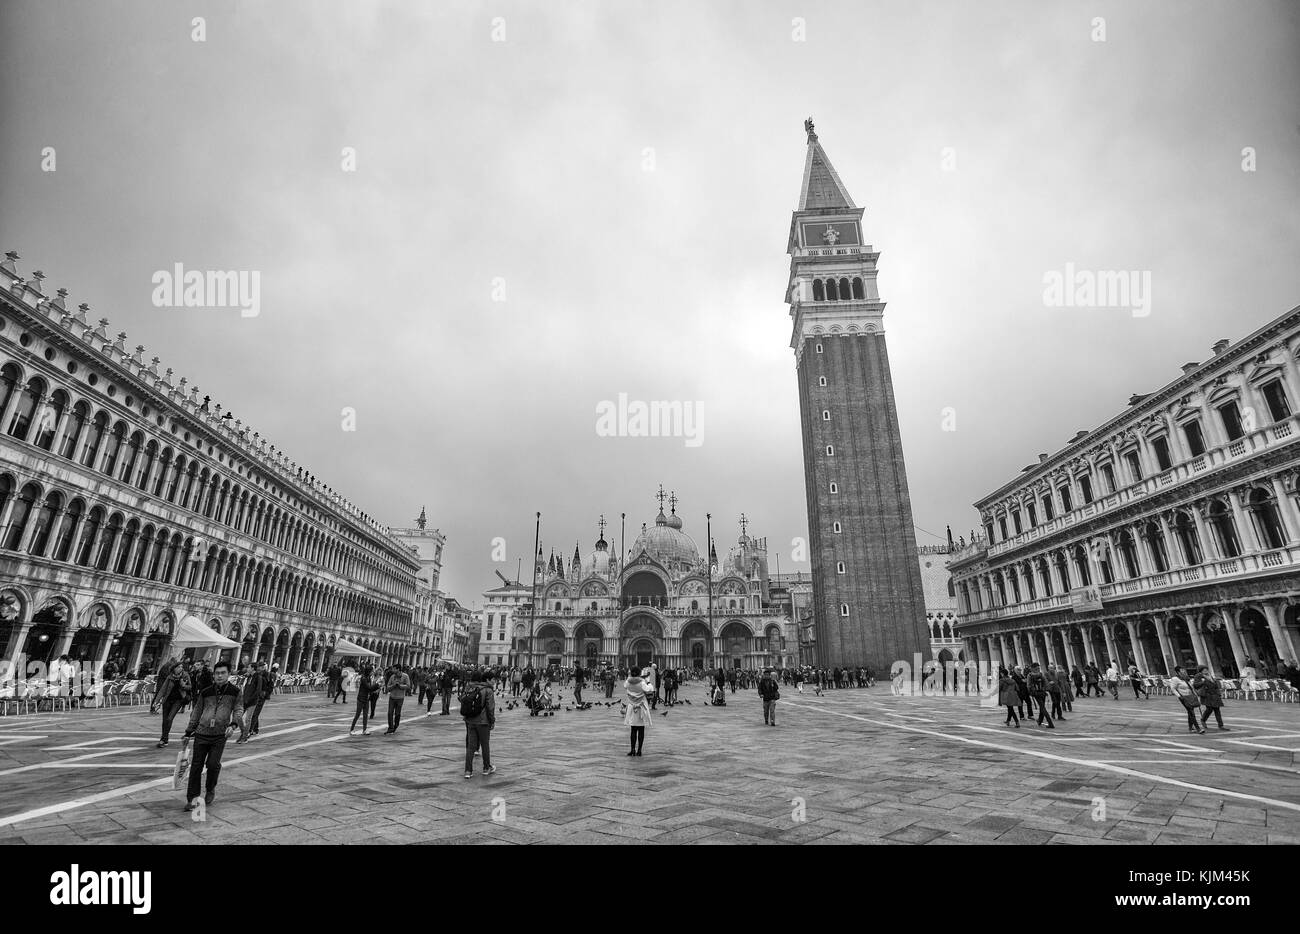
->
[573, 664, 586, 704]
[385, 666, 411, 734]
[758, 668, 779, 726]
[153, 660, 192, 748]
[183, 660, 244, 809]
[1027, 662, 1055, 728]
[239, 660, 274, 742]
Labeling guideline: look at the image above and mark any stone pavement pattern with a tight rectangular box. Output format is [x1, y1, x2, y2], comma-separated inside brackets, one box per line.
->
[1, 681, 1298, 844]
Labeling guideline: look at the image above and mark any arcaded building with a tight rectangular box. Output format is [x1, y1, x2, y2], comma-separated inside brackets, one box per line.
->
[0, 252, 421, 676]
[950, 306, 1300, 678]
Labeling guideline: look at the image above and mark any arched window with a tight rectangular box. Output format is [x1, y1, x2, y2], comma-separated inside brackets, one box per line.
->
[1247, 488, 1287, 550]
[102, 422, 127, 477]
[0, 363, 20, 419]
[836, 561, 846, 574]
[75, 506, 104, 567]
[52, 499, 83, 562]
[826, 444, 834, 456]
[28, 490, 63, 557]
[167, 456, 185, 503]
[812, 279, 824, 302]
[829, 481, 838, 493]
[1053, 550, 1071, 590]
[81, 412, 108, 468]
[120, 430, 144, 482]
[826, 278, 839, 301]
[1143, 520, 1169, 572]
[852, 277, 864, 299]
[132, 526, 155, 578]
[839, 277, 851, 299]
[33, 390, 67, 450]
[115, 519, 140, 574]
[818, 376, 827, 387]
[95, 513, 123, 571]
[1, 482, 39, 550]
[822, 410, 830, 420]
[59, 401, 88, 460]
[1071, 544, 1091, 587]
[1207, 499, 1241, 558]
[832, 521, 842, 533]
[840, 603, 849, 617]
[815, 343, 823, 354]
[1174, 511, 1202, 565]
[153, 448, 173, 497]
[1116, 530, 1140, 578]
[6, 377, 45, 440]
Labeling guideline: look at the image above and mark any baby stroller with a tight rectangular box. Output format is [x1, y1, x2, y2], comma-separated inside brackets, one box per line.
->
[710, 683, 727, 706]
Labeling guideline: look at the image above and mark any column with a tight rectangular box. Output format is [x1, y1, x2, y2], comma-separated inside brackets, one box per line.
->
[1221, 607, 1250, 674]
[1101, 621, 1119, 668]
[1227, 490, 1256, 553]
[128, 634, 149, 675]
[2, 623, 32, 667]
[1191, 505, 1216, 561]
[1153, 615, 1177, 675]
[1185, 616, 1215, 675]
[1262, 600, 1300, 663]
[1126, 620, 1151, 675]
[1158, 513, 1182, 568]
[51, 627, 76, 661]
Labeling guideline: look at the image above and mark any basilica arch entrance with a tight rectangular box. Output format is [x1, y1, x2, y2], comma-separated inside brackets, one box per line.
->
[629, 638, 655, 671]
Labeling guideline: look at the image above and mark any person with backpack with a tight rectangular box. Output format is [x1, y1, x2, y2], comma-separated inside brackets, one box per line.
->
[385, 665, 412, 734]
[461, 668, 496, 778]
[1027, 662, 1054, 728]
[1128, 663, 1150, 699]
[758, 668, 780, 726]
[349, 663, 376, 736]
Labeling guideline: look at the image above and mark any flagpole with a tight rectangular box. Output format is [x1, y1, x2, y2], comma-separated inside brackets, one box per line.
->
[529, 512, 540, 669]
[706, 512, 714, 671]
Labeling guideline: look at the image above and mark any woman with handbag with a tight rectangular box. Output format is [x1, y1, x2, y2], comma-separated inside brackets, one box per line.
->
[1192, 665, 1228, 730]
[997, 665, 1021, 728]
[1169, 666, 1206, 734]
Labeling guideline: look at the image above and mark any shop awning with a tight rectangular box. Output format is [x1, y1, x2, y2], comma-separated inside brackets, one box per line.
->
[331, 638, 380, 658]
[171, 615, 241, 649]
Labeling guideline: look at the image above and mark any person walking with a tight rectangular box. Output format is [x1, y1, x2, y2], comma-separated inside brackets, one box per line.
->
[338, 664, 355, 706]
[623, 666, 652, 756]
[1027, 663, 1054, 728]
[645, 663, 659, 710]
[153, 660, 193, 748]
[1192, 665, 1228, 730]
[236, 661, 266, 745]
[1084, 662, 1102, 697]
[349, 663, 375, 736]
[385, 665, 411, 734]
[1011, 666, 1030, 721]
[461, 669, 496, 778]
[181, 660, 243, 810]
[573, 664, 586, 705]
[1104, 662, 1120, 700]
[998, 666, 1020, 727]
[242, 660, 274, 741]
[758, 668, 780, 726]
[1169, 666, 1205, 733]
[1128, 663, 1150, 700]
[1070, 665, 1084, 698]
[1046, 664, 1066, 721]
[367, 665, 381, 722]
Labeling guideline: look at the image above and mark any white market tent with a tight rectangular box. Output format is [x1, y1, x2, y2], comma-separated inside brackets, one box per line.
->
[171, 614, 242, 649]
[331, 638, 380, 658]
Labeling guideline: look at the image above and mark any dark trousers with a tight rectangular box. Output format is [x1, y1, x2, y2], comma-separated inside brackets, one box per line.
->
[186, 733, 228, 802]
[605, 681, 614, 698]
[350, 695, 369, 732]
[511, 682, 521, 696]
[1201, 705, 1224, 728]
[1086, 682, 1103, 696]
[1180, 698, 1200, 730]
[1004, 705, 1019, 725]
[1049, 692, 1064, 718]
[417, 686, 426, 705]
[574, 684, 583, 703]
[465, 724, 492, 771]
[629, 726, 644, 752]
[387, 697, 404, 732]
[1074, 683, 1084, 697]
[249, 698, 267, 733]
[159, 698, 184, 743]
[368, 691, 378, 719]
[425, 690, 435, 712]
[1132, 680, 1149, 698]
[763, 699, 776, 723]
[441, 689, 452, 714]
[1033, 694, 1053, 725]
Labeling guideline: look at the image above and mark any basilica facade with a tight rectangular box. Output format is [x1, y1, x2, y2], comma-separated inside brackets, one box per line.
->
[517, 493, 797, 671]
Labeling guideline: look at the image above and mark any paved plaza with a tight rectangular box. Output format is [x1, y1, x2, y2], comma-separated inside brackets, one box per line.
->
[1, 682, 1299, 845]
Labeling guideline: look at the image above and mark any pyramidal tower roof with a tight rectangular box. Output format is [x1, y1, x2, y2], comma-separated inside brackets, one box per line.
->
[798, 118, 856, 212]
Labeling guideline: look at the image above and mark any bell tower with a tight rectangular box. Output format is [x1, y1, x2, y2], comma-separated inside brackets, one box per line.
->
[787, 119, 930, 671]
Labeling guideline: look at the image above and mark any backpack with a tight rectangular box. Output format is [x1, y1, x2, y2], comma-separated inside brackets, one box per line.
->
[1028, 672, 1046, 694]
[459, 686, 486, 718]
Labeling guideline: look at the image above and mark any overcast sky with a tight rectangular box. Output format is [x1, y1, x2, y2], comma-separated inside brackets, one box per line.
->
[2, 0, 1298, 606]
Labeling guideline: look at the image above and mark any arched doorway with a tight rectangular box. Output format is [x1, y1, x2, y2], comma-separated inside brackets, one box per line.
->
[22, 601, 69, 668]
[1166, 616, 1202, 673]
[574, 621, 603, 669]
[536, 624, 565, 670]
[69, 603, 112, 666]
[1112, 622, 1135, 669]
[0, 588, 25, 662]
[1196, 615, 1234, 676]
[109, 609, 146, 672]
[681, 620, 712, 670]
[720, 621, 752, 669]
[141, 612, 174, 675]
[621, 614, 662, 669]
[257, 628, 275, 664]
[1085, 624, 1108, 668]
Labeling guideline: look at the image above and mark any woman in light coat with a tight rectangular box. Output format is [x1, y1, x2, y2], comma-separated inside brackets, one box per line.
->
[623, 666, 652, 756]
[1169, 666, 1205, 734]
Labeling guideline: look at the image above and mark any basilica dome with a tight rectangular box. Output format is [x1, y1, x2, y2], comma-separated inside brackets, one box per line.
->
[632, 510, 700, 568]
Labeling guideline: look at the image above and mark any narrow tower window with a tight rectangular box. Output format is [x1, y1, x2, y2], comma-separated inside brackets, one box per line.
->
[815, 343, 823, 354]
[832, 521, 842, 534]
[829, 482, 838, 493]
[818, 376, 827, 386]
[852, 277, 864, 299]
[825, 444, 834, 456]
[826, 279, 839, 301]
[840, 604, 849, 617]
[822, 410, 830, 421]
[836, 561, 846, 574]
[812, 279, 825, 302]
